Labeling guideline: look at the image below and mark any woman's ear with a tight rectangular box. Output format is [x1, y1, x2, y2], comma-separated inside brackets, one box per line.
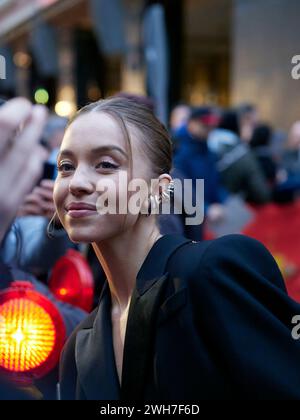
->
[158, 174, 173, 196]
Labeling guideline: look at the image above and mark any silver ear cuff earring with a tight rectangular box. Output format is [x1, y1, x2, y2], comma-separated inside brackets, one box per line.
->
[146, 181, 175, 216]
[161, 180, 175, 202]
[146, 194, 160, 216]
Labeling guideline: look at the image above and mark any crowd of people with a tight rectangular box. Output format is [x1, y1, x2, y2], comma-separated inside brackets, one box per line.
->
[1, 94, 300, 399]
[161, 101, 300, 241]
[172, 103, 300, 208]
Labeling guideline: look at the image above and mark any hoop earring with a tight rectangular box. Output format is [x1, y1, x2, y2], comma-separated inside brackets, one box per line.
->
[47, 213, 63, 239]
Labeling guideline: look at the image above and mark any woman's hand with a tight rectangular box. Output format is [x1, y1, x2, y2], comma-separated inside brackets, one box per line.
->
[0, 98, 48, 242]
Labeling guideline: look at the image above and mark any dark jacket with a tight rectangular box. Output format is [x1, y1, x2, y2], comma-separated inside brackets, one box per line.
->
[218, 144, 271, 204]
[173, 126, 226, 206]
[59, 234, 300, 400]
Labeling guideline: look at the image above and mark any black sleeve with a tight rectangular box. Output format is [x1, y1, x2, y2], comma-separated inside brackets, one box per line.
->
[190, 234, 300, 399]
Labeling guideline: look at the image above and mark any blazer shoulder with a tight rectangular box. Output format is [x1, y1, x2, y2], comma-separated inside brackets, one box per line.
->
[168, 234, 262, 271]
[170, 234, 286, 292]
[198, 234, 285, 291]
[199, 234, 282, 272]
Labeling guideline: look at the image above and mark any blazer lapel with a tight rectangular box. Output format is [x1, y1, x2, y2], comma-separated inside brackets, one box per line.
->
[75, 283, 120, 400]
[121, 235, 191, 401]
[76, 234, 191, 401]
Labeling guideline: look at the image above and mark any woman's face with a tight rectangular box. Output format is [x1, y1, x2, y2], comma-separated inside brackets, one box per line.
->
[53, 112, 151, 243]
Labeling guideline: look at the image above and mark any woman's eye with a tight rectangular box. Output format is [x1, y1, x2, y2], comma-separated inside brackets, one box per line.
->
[57, 163, 74, 172]
[97, 161, 119, 170]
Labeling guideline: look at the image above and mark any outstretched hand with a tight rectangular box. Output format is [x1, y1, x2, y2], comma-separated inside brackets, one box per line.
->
[0, 98, 48, 242]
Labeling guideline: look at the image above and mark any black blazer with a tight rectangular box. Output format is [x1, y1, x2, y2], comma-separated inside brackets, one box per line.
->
[59, 234, 300, 400]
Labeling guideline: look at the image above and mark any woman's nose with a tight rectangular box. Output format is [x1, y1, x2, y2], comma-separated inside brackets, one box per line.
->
[68, 167, 94, 196]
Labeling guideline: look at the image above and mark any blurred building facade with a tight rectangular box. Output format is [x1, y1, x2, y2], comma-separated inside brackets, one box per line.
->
[0, 0, 299, 129]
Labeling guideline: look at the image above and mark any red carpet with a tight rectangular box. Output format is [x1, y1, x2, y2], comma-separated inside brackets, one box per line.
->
[205, 200, 300, 303]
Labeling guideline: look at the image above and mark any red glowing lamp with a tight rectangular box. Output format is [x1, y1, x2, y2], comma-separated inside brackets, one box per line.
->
[48, 250, 94, 312]
[0, 281, 66, 385]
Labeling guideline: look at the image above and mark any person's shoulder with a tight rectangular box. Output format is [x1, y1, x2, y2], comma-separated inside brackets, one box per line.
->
[173, 234, 285, 291]
[168, 234, 286, 291]
[200, 234, 277, 268]
[199, 233, 271, 258]
[173, 233, 265, 263]
[185, 233, 274, 260]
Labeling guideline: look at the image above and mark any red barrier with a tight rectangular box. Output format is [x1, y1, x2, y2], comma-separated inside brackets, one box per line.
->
[204, 199, 300, 303]
[243, 200, 300, 302]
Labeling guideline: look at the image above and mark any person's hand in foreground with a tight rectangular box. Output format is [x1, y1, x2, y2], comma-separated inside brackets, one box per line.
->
[0, 98, 48, 242]
[18, 179, 55, 219]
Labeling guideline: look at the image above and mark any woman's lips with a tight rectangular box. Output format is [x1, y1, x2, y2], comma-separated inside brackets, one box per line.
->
[66, 203, 97, 218]
[67, 209, 97, 219]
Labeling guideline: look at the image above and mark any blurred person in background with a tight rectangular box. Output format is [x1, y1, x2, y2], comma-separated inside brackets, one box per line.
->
[237, 103, 259, 143]
[214, 110, 271, 204]
[173, 106, 227, 226]
[271, 120, 300, 202]
[249, 124, 277, 185]
[169, 104, 191, 133]
[282, 121, 300, 175]
[169, 103, 191, 153]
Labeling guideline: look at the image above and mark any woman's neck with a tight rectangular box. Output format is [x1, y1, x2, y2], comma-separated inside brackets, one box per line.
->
[92, 219, 162, 312]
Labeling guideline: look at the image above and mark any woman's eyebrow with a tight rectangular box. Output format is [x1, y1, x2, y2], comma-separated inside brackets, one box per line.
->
[57, 149, 73, 162]
[90, 146, 128, 158]
[57, 145, 128, 162]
